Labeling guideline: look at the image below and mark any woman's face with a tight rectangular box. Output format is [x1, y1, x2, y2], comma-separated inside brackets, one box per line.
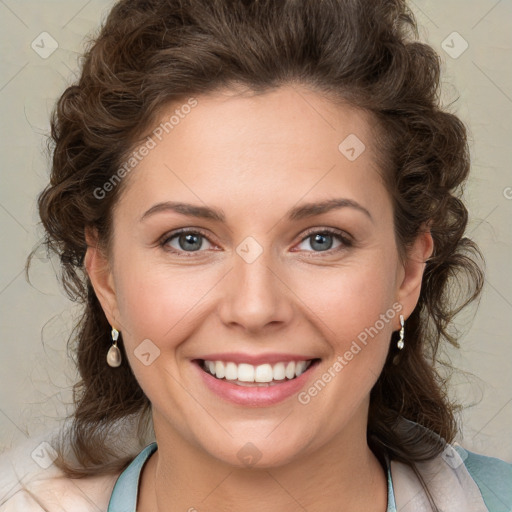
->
[88, 85, 430, 467]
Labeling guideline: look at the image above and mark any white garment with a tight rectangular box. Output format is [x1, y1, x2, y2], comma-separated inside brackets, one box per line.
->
[391, 448, 489, 511]
[0, 432, 119, 512]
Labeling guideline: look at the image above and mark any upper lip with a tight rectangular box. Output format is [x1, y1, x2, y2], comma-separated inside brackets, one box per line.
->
[194, 353, 319, 366]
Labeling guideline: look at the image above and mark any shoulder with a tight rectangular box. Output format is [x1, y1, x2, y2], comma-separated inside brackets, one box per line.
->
[0, 435, 120, 512]
[390, 443, 512, 512]
[460, 447, 512, 511]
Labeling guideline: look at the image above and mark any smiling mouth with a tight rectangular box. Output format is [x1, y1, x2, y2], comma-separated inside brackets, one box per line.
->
[194, 358, 321, 387]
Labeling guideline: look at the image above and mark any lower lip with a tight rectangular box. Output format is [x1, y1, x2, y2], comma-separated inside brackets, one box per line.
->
[193, 360, 320, 407]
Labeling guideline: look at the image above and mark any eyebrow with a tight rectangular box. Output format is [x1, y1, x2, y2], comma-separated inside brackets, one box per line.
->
[140, 198, 373, 223]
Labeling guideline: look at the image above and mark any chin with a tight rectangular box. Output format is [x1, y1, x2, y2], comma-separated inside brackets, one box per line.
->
[198, 431, 312, 470]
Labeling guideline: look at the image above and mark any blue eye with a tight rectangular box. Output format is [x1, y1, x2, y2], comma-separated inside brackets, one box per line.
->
[161, 229, 214, 254]
[296, 229, 352, 253]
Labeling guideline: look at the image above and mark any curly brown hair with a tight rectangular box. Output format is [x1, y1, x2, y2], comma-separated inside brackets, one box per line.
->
[29, 0, 483, 482]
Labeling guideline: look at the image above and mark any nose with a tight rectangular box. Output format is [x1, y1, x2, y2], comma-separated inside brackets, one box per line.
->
[217, 243, 294, 334]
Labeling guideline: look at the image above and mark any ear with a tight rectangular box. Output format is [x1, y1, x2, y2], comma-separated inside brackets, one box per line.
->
[84, 227, 120, 329]
[396, 224, 434, 323]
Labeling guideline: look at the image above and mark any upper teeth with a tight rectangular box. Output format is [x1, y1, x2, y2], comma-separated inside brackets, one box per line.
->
[203, 360, 312, 382]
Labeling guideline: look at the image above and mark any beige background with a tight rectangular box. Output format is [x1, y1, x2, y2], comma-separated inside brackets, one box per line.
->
[0, 0, 511, 463]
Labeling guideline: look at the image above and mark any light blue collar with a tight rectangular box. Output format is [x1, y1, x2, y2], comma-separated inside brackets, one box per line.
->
[108, 442, 158, 512]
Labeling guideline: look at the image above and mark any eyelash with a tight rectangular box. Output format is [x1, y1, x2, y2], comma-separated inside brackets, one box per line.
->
[158, 227, 353, 257]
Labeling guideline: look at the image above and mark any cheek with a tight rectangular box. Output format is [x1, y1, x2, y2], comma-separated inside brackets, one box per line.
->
[112, 258, 210, 402]
[291, 253, 399, 376]
[298, 257, 397, 330]
[113, 252, 217, 348]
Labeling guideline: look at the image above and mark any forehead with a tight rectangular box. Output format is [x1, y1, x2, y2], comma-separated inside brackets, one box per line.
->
[166, 85, 377, 162]
[115, 85, 389, 221]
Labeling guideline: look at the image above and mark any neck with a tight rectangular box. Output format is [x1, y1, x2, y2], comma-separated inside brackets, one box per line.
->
[138, 413, 388, 512]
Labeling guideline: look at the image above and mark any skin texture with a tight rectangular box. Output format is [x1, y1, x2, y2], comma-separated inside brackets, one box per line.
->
[85, 85, 433, 511]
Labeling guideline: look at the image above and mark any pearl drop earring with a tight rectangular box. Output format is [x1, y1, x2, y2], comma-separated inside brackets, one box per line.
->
[107, 327, 122, 367]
